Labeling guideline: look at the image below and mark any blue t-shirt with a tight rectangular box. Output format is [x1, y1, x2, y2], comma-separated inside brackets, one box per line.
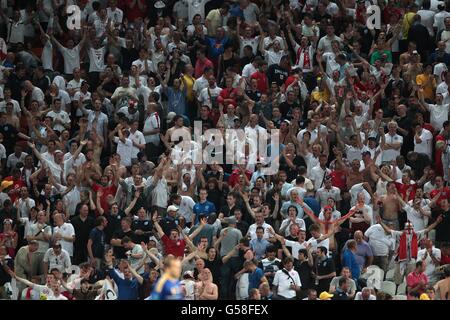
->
[149, 276, 183, 300]
[342, 249, 360, 280]
[193, 200, 216, 224]
[89, 227, 105, 259]
[248, 267, 264, 292]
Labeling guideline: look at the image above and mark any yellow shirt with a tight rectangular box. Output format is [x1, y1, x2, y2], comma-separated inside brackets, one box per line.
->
[182, 74, 195, 102]
[206, 9, 222, 37]
[402, 12, 416, 38]
[416, 74, 435, 100]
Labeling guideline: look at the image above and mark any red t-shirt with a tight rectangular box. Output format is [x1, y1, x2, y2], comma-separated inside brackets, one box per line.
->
[119, 0, 147, 22]
[228, 169, 252, 188]
[441, 253, 450, 265]
[430, 187, 450, 207]
[161, 234, 186, 258]
[250, 71, 268, 94]
[395, 182, 417, 201]
[330, 170, 347, 191]
[195, 58, 214, 79]
[4, 176, 26, 203]
[92, 183, 118, 214]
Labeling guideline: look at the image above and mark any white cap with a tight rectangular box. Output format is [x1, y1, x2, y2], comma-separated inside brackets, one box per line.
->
[167, 205, 179, 213]
[166, 112, 177, 123]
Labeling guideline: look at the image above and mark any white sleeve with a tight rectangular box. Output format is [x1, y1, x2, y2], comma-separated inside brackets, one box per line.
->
[272, 271, 280, 286]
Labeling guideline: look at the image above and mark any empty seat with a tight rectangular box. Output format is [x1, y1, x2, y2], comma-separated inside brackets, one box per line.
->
[385, 268, 395, 281]
[394, 295, 407, 300]
[397, 282, 407, 295]
[380, 280, 397, 297]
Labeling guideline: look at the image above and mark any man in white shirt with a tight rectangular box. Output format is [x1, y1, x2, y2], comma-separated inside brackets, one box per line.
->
[413, 124, 433, 159]
[53, 213, 75, 258]
[381, 121, 403, 163]
[310, 154, 331, 191]
[417, 239, 441, 284]
[129, 120, 146, 161]
[317, 25, 342, 53]
[46, 99, 71, 132]
[364, 223, 395, 272]
[273, 257, 301, 299]
[106, 0, 123, 24]
[316, 178, 342, 207]
[51, 32, 87, 75]
[43, 242, 72, 274]
[113, 124, 133, 167]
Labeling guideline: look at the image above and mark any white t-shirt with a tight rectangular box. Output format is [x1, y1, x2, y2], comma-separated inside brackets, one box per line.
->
[433, 62, 447, 85]
[129, 130, 146, 159]
[284, 240, 307, 259]
[364, 224, 394, 256]
[280, 218, 306, 236]
[307, 236, 330, 256]
[178, 195, 196, 223]
[382, 133, 403, 162]
[60, 45, 81, 75]
[132, 59, 155, 74]
[42, 40, 53, 71]
[427, 103, 449, 131]
[273, 269, 301, 299]
[46, 110, 71, 132]
[143, 112, 161, 145]
[114, 137, 133, 167]
[88, 47, 106, 72]
[402, 204, 429, 231]
[53, 223, 75, 257]
[414, 128, 433, 159]
[43, 248, 71, 272]
[264, 50, 284, 67]
[240, 36, 260, 57]
[417, 247, 441, 278]
[187, 0, 208, 22]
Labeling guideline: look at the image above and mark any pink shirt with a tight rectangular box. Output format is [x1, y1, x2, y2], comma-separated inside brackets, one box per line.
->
[195, 58, 213, 79]
[406, 271, 428, 300]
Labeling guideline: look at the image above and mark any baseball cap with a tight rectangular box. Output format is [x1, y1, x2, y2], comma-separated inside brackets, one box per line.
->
[226, 216, 237, 225]
[319, 291, 334, 300]
[0, 180, 13, 192]
[167, 205, 179, 213]
[419, 293, 430, 300]
[54, 149, 64, 154]
[166, 112, 177, 124]
[183, 271, 194, 279]
[323, 205, 333, 212]
[29, 239, 38, 245]
[412, 50, 419, 55]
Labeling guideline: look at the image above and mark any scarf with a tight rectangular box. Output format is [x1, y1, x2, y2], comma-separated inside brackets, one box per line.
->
[397, 231, 418, 261]
[296, 46, 313, 72]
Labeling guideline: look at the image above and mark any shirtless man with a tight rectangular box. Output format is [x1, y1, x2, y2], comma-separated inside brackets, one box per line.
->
[301, 200, 355, 253]
[374, 181, 402, 230]
[434, 265, 450, 300]
[162, 115, 191, 149]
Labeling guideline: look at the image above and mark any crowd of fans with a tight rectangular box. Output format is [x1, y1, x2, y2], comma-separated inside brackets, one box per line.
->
[0, 0, 450, 301]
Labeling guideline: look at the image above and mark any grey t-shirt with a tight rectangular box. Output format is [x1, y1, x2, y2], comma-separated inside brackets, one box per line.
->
[330, 276, 357, 294]
[219, 227, 243, 258]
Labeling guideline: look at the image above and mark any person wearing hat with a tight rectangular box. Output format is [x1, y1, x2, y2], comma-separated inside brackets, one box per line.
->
[180, 270, 196, 300]
[0, 180, 13, 208]
[319, 291, 334, 300]
[43, 241, 71, 275]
